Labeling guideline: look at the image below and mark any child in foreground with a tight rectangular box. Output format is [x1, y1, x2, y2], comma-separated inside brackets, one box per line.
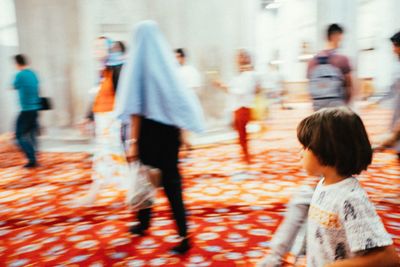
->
[260, 107, 399, 266]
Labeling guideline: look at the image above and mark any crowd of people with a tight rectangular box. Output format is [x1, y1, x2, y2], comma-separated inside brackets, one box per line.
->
[9, 20, 400, 265]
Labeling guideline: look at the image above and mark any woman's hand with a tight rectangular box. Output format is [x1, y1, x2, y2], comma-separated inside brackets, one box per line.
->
[127, 115, 142, 163]
[126, 141, 138, 162]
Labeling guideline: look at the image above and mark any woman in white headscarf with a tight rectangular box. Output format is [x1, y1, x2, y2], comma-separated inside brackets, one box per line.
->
[115, 21, 204, 254]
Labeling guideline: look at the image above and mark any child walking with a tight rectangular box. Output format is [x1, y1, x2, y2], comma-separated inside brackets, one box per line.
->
[259, 107, 399, 266]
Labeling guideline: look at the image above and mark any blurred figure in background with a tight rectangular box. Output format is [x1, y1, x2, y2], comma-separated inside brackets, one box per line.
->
[74, 38, 129, 206]
[307, 24, 354, 111]
[83, 37, 126, 124]
[263, 62, 290, 110]
[375, 31, 400, 160]
[175, 48, 202, 94]
[214, 49, 260, 164]
[115, 21, 204, 254]
[175, 48, 202, 150]
[12, 54, 41, 168]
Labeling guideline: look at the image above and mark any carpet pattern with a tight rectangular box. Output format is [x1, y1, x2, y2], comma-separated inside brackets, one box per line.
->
[0, 106, 399, 266]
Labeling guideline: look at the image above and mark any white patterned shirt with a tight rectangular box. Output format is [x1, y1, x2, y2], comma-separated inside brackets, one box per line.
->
[307, 177, 393, 267]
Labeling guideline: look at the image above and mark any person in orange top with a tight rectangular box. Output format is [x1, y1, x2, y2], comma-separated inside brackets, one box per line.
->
[73, 38, 129, 206]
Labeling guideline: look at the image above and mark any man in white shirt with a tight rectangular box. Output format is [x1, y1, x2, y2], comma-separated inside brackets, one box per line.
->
[175, 48, 202, 93]
[175, 48, 202, 150]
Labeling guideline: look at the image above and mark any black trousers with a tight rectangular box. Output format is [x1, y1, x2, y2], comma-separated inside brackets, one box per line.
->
[136, 118, 187, 237]
[16, 111, 38, 163]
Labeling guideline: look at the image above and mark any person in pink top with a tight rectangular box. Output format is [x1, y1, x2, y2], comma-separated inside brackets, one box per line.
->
[307, 24, 355, 111]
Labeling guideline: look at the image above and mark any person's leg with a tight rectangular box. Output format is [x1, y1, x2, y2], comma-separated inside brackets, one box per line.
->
[72, 179, 102, 206]
[25, 111, 37, 164]
[131, 207, 152, 235]
[163, 175, 190, 253]
[162, 166, 188, 235]
[258, 186, 314, 267]
[30, 112, 39, 149]
[15, 111, 37, 166]
[130, 119, 158, 235]
[234, 107, 251, 163]
[28, 130, 37, 150]
[158, 124, 190, 253]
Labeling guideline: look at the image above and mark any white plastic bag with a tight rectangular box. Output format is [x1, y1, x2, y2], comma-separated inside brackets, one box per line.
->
[125, 161, 160, 209]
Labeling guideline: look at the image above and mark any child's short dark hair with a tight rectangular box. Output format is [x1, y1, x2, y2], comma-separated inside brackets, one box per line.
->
[14, 54, 28, 66]
[297, 107, 372, 177]
[327, 23, 344, 40]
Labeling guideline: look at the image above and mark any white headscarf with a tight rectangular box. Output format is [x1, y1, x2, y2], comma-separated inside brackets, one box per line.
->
[115, 20, 204, 133]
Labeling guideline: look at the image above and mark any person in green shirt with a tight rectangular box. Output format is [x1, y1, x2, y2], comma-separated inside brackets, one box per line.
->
[13, 54, 41, 168]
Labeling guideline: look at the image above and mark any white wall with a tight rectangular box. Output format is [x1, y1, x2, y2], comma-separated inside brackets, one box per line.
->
[14, 0, 97, 128]
[254, 0, 317, 81]
[357, 0, 400, 93]
[8, 0, 261, 129]
[3, 0, 400, 133]
[0, 0, 19, 133]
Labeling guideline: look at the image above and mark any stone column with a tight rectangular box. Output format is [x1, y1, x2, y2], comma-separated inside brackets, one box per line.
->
[0, 0, 19, 133]
[13, 0, 260, 130]
[14, 0, 97, 127]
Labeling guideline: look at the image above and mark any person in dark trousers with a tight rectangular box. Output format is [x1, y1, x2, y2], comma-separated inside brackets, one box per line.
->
[12, 54, 41, 168]
[115, 21, 204, 255]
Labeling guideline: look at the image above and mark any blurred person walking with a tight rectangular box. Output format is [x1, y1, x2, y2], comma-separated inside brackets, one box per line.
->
[175, 48, 202, 94]
[214, 49, 260, 164]
[374, 31, 400, 160]
[74, 38, 129, 206]
[175, 48, 203, 150]
[115, 21, 204, 254]
[262, 62, 290, 110]
[307, 24, 354, 111]
[12, 54, 41, 168]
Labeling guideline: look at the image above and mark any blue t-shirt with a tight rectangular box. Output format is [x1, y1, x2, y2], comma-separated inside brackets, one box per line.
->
[13, 69, 41, 111]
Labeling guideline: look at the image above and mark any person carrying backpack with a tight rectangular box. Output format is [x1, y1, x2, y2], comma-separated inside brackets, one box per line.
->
[307, 24, 354, 111]
[258, 23, 355, 267]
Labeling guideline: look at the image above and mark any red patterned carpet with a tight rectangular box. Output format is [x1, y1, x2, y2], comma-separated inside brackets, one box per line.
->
[0, 106, 399, 266]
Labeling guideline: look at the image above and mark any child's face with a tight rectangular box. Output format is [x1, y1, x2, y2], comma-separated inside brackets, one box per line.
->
[300, 148, 323, 177]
